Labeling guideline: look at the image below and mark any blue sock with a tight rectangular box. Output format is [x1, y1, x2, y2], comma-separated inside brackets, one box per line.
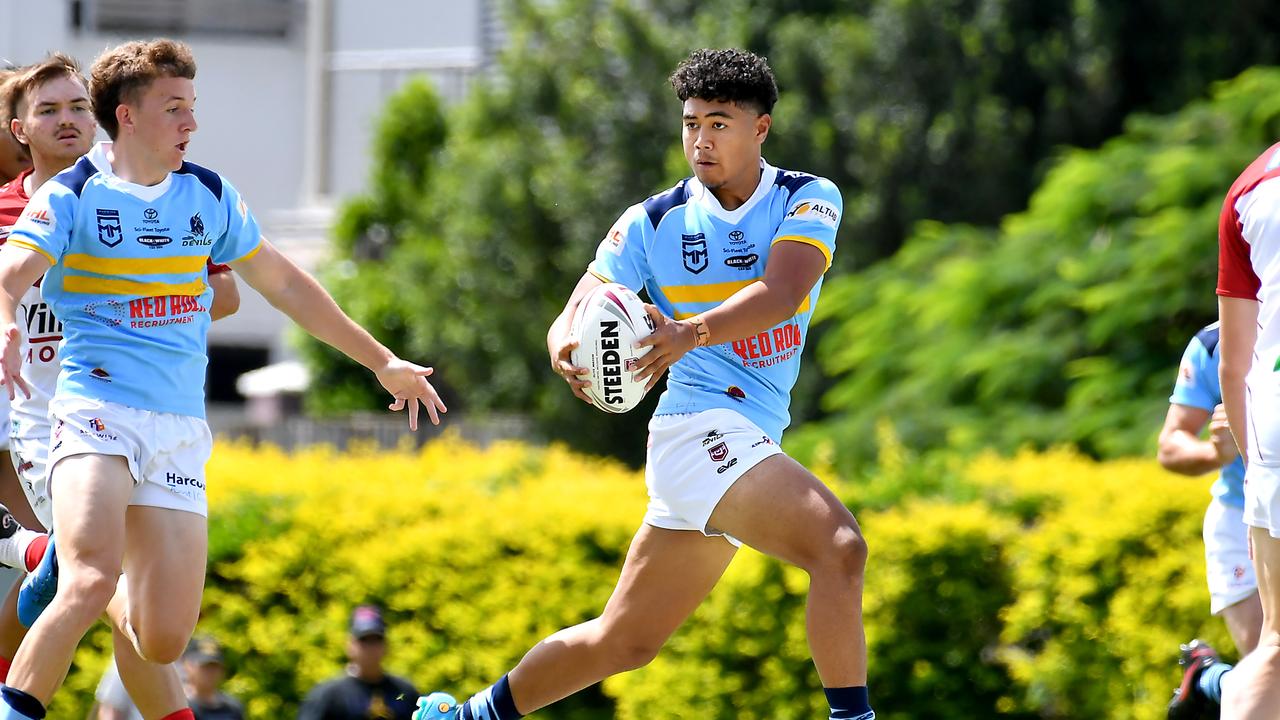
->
[458, 675, 522, 720]
[1198, 663, 1232, 703]
[0, 687, 44, 719]
[825, 686, 874, 720]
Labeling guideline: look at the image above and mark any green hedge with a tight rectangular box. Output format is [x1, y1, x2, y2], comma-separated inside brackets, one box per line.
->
[46, 439, 1230, 719]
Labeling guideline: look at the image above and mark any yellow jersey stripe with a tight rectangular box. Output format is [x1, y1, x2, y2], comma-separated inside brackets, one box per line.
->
[771, 235, 832, 271]
[227, 240, 264, 264]
[63, 276, 206, 297]
[6, 240, 56, 266]
[63, 254, 209, 275]
[662, 278, 758, 304]
[672, 296, 810, 320]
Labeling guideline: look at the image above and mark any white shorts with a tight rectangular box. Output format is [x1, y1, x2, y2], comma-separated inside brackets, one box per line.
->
[1243, 462, 1280, 539]
[1203, 498, 1258, 614]
[9, 435, 52, 530]
[643, 408, 785, 545]
[49, 396, 212, 518]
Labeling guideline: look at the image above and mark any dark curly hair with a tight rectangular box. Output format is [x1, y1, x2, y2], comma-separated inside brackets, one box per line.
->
[669, 48, 778, 115]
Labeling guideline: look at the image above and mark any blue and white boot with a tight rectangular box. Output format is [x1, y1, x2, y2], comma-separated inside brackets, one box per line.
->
[413, 692, 459, 720]
[17, 533, 56, 628]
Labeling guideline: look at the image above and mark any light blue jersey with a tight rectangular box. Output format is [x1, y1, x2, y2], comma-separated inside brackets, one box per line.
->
[1169, 323, 1245, 507]
[7, 143, 261, 418]
[589, 160, 841, 441]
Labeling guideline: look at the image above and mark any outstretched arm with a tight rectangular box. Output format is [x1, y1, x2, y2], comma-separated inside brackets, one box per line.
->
[232, 239, 446, 428]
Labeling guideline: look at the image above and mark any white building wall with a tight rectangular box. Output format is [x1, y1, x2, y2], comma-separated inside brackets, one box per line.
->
[0, 0, 487, 361]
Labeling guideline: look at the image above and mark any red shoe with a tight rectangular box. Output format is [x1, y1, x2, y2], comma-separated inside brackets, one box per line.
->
[1167, 639, 1221, 720]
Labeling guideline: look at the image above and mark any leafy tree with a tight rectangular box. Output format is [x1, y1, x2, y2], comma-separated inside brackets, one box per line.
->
[794, 67, 1280, 475]
[303, 0, 1280, 460]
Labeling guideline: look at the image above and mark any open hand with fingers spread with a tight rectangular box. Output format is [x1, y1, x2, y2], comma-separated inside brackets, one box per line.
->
[375, 358, 447, 430]
[631, 304, 697, 391]
[0, 325, 30, 401]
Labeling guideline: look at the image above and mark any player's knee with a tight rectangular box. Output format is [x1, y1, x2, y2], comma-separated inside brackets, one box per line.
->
[130, 620, 191, 664]
[809, 524, 867, 582]
[60, 569, 117, 619]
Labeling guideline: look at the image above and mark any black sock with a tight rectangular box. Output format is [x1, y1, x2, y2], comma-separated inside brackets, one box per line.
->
[824, 686, 873, 719]
[459, 675, 522, 720]
[1, 687, 46, 719]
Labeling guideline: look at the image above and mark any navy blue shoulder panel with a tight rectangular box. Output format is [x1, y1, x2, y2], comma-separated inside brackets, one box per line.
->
[176, 162, 223, 201]
[642, 180, 691, 229]
[774, 169, 819, 198]
[50, 157, 99, 197]
[1195, 324, 1221, 356]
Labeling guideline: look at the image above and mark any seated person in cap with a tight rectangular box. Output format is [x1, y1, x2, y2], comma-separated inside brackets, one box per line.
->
[182, 636, 244, 720]
[298, 606, 418, 720]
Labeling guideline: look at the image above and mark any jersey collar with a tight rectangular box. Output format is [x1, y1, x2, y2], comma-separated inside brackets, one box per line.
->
[687, 158, 777, 223]
[86, 141, 174, 203]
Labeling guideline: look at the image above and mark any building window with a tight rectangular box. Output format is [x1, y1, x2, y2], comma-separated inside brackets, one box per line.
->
[71, 0, 301, 39]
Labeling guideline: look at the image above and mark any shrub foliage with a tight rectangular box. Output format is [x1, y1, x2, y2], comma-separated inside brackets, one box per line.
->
[49, 439, 1229, 719]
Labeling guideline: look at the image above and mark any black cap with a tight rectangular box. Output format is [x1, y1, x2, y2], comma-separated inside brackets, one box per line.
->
[183, 635, 224, 665]
[350, 605, 386, 638]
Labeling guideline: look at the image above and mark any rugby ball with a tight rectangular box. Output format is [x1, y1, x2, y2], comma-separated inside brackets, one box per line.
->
[570, 283, 654, 413]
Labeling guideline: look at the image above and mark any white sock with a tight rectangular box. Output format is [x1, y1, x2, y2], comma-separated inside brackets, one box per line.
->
[0, 529, 40, 572]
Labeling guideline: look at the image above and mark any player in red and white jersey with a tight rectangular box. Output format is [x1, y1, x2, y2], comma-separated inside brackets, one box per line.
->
[1211, 141, 1280, 718]
[0, 69, 32, 186]
[0, 70, 36, 533]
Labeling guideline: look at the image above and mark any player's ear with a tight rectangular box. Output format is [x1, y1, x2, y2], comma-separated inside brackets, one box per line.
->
[9, 117, 26, 145]
[756, 112, 771, 143]
[115, 103, 132, 136]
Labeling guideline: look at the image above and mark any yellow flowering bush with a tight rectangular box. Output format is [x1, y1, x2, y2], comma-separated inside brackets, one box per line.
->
[48, 439, 1227, 719]
[973, 450, 1230, 720]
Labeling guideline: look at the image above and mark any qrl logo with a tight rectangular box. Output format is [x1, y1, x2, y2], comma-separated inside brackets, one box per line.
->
[599, 320, 625, 405]
[96, 209, 122, 247]
[681, 233, 708, 274]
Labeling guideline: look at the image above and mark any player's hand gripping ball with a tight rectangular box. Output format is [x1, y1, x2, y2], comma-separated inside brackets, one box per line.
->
[569, 283, 654, 413]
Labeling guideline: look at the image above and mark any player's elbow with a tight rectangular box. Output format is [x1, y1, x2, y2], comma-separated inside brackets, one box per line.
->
[1155, 440, 1184, 474]
[1219, 363, 1248, 389]
[1155, 431, 1207, 476]
[209, 278, 240, 321]
[765, 283, 810, 326]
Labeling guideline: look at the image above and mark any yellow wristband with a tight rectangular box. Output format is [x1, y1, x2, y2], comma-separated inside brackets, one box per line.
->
[689, 315, 711, 348]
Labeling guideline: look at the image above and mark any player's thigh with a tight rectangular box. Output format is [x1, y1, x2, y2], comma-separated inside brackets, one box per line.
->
[122, 504, 207, 637]
[1250, 527, 1280, 638]
[51, 453, 134, 570]
[597, 524, 736, 642]
[707, 453, 863, 573]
